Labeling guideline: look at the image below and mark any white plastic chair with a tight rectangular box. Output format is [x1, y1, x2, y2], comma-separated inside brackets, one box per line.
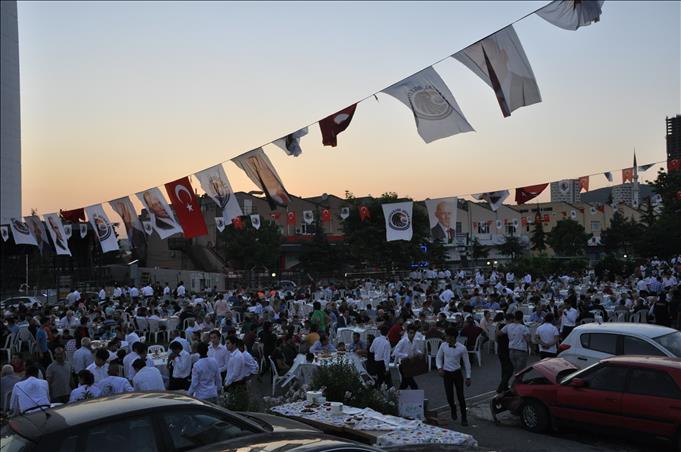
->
[14, 328, 36, 353]
[426, 338, 442, 372]
[1, 333, 14, 363]
[486, 324, 498, 354]
[296, 363, 318, 387]
[338, 329, 354, 346]
[135, 317, 149, 336]
[268, 356, 286, 396]
[182, 317, 196, 330]
[468, 335, 483, 367]
[166, 317, 180, 332]
[147, 319, 163, 343]
[148, 344, 166, 355]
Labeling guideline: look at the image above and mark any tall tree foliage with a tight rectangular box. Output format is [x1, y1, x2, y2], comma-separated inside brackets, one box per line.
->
[497, 235, 525, 259]
[219, 218, 282, 270]
[546, 219, 591, 256]
[600, 211, 644, 256]
[531, 220, 546, 251]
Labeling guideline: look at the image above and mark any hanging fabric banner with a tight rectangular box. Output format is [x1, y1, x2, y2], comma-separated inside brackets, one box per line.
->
[233, 216, 244, 230]
[622, 167, 634, 183]
[515, 183, 548, 205]
[109, 196, 145, 249]
[215, 217, 226, 232]
[637, 163, 654, 172]
[303, 210, 314, 225]
[274, 127, 308, 157]
[250, 214, 261, 230]
[136, 188, 184, 239]
[472, 190, 510, 212]
[164, 176, 208, 239]
[85, 204, 120, 253]
[537, 0, 604, 31]
[194, 164, 243, 223]
[382, 66, 473, 143]
[142, 221, 153, 235]
[60, 208, 85, 223]
[570, 210, 577, 219]
[359, 206, 371, 222]
[453, 25, 541, 117]
[578, 176, 590, 192]
[24, 216, 50, 254]
[425, 197, 458, 244]
[43, 213, 71, 255]
[603, 171, 614, 182]
[557, 180, 572, 195]
[63, 224, 72, 239]
[382, 201, 413, 242]
[287, 211, 297, 225]
[321, 209, 331, 223]
[9, 218, 38, 246]
[232, 148, 291, 209]
[79, 223, 88, 238]
[319, 104, 357, 147]
[668, 159, 681, 172]
[0, 226, 8, 242]
[495, 219, 503, 230]
[340, 207, 350, 220]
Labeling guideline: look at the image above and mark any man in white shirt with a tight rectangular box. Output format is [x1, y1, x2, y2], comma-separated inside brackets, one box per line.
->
[59, 311, 80, 329]
[125, 327, 141, 348]
[96, 363, 133, 397]
[239, 341, 259, 379]
[208, 330, 230, 381]
[170, 331, 191, 353]
[129, 286, 140, 300]
[86, 349, 110, 384]
[393, 326, 423, 390]
[163, 283, 171, 300]
[69, 370, 102, 403]
[132, 359, 165, 391]
[188, 342, 222, 402]
[176, 282, 186, 299]
[112, 284, 123, 299]
[73, 338, 94, 373]
[536, 313, 560, 358]
[141, 284, 154, 298]
[10, 366, 50, 415]
[501, 311, 531, 373]
[214, 295, 229, 325]
[123, 342, 153, 380]
[98, 287, 107, 302]
[560, 299, 579, 339]
[224, 336, 245, 388]
[436, 327, 471, 426]
[369, 326, 391, 389]
[168, 341, 192, 390]
[439, 286, 454, 304]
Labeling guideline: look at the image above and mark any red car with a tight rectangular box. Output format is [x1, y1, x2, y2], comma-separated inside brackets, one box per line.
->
[491, 356, 681, 448]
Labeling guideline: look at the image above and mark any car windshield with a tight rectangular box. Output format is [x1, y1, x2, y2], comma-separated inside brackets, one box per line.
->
[653, 331, 681, 357]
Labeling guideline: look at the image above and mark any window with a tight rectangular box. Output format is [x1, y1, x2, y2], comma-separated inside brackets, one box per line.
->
[622, 336, 665, 356]
[581, 333, 617, 354]
[627, 368, 681, 399]
[580, 365, 628, 392]
[477, 222, 489, 234]
[505, 224, 515, 235]
[591, 221, 601, 231]
[300, 223, 316, 235]
[162, 410, 251, 451]
[83, 416, 157, 452]
[58, 435, 79, 452]
[455, 222, 462, 234]
[243, 199, 253, 215]
[654, 332, 681, 357]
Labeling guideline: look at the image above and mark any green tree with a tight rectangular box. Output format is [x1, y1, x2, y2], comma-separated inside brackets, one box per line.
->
[600, 211, 644, 256]
[470, 237, 489, 264]
[219, 218, 282, 270]
[634, 168, 681, 257]
[546, 219, 591, 256]
[299, 222, 342, 278]
[530, 220, 546, 251]
[497, 235, 525, 259]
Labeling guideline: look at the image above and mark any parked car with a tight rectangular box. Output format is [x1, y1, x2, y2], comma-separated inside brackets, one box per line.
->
[0, 392, 319, 452]
[0, 296, 43, 310]
[558, 323, 681, 367]
[191, 433, 384, 452]
[491, 356, 681, 448]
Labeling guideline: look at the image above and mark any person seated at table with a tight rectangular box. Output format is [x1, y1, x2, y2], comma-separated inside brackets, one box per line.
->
[11, 353, 25, 375]
[69, 369, 102, 403]
[304, 325, 321, 348]
[348, 332, 367, 356]
[271, 338, 292, 374]
[310, 335, 336, 354]
[460, 317, 485, 351]
[336, 342, 347, 352]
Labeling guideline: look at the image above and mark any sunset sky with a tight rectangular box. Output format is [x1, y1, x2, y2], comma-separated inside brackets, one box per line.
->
[17, 1, 680, 217]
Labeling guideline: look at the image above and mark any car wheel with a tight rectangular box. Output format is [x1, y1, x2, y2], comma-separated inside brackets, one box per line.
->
[520, 400, 550, 433]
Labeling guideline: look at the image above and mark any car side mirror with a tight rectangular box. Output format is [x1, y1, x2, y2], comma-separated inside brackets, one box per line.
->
[569, 378, 587, 388]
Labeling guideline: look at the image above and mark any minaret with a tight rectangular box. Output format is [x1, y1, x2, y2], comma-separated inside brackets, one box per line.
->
[632, 150, 639, 208]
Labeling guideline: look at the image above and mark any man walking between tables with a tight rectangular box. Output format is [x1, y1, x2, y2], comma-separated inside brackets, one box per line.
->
[436, 326, 471, 426]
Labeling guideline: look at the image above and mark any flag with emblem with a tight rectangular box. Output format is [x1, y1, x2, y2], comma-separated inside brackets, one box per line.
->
[287, 211, 296, 225]
[250, 214, 261, 230]
[382, 201, 413, 242]
[472, 190, 510, 212]
[340, 207, 350, 220]
[80, 223, 88, 238]
[85, 204, 120, 253]
[0, 226, 8, 242]
[164, 177, 208, 239]
[215, 217, 226, 232]
[319, 104, 357, 147]
[233, 216, 244, 230]
[303, 211, 314, 225]
[321, 209, 331, 223]
[274, 127, 308, 157]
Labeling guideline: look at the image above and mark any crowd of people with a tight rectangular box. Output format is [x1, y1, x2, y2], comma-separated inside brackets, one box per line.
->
[1, 256, 679, 423]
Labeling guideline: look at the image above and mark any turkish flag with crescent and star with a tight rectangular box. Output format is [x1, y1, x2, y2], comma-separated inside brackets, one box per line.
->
[515, 183, 548, 205]
[669, 158, 681, 172]
[164, 176, 208, 238]
[287, 212, 297, 225]
[321, 209, 331, 223]
[319, 104, 357, 147]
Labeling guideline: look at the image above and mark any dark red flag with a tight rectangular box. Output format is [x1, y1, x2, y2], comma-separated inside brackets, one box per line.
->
[319, 104, 357, 147]
[521, 217, 527, 226]
[669, 159, 681, 172]
[270, 212, 282, 221]
[164, 176, 208, 239]
[321, 209, 331, 223]
[515, 183, 548, 205]
[534, 213, 541, 224]
[287, 211, 296, 225]
[232, 216, 244, 230]
[543, 214, 550, 223]
[60, 208, 85, 223]
[359, 206, 370, 222]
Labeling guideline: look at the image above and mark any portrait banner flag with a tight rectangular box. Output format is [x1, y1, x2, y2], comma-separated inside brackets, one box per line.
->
[136, 188, 184, 239]
[340, 207, 350, 220]
[24, 216, 50, 254]
[80, 223, 88, 238]
[578, 176, 590, 192]
[215, 217, 226, 232]
[382, 66, 473, 143]
[321, 209, 331, 223]
[359, 206, 371, 222]
[43, 213, 71, 255]
[232, 148, 291, 209]
[85, 204, 119, 253]
[194, 164, 242, 223]
[537, 0, 604, 31]
[0, 226, 8, 242]
[250, 214, 261, 230]
[142, 221, 153, 235]
[63, 224, 72, 239]
[382, 201, 413, 242]
[603, 171, 614, 182]
[622, 167, 634, 183]
[109, 196, 144, 234]
[425, 197, 458, 244]
[472, 190, 510, 212]
[319, 104, 357, 147]
[515, 183, 548, 205]
[303, 210, 314, 225]
[454, 25, 541, 117]
[164, 176, 208, 239]
[9, 218, 38, 246]
[274, 127, 308, 157]
[60, 208, 85, 223]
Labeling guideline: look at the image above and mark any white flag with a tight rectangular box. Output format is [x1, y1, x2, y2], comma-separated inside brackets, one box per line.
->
[9, 218, 39, 247]
[496, 219, 503, 230]
[303, 210, 314, 225]
[424, 197, 458, 244]
[232, 148, 291, 209]
[454, 25, 541, 117]
[80, 223, 88, 238]
[382, 201, 413, 242]
[472, 190, 510, 212]
[557, 180, 572, 195]
[0, 226, 8, 242]
[142, 221, 153, 235]
[273, 127, 308, 157]
[603, 171, 613, 182]
[340, 207, 350, 220]
[215, 217, 226, 232]
[537, 0, 604, 31]
[638, 163, 654, 172]
[109, 196, 143, 234]
[382, 66, 473, 143]
[85, 204, 120, 253]
[194, 164, 243, 223]
[24, 216, 50, 254]
[570, 210, 577, 220]
[136, 188, 183, 239]
[512, 218, 519, 228]
[250, 214, 261, 230]
[63, 224, 72, 239]
[43, 213, 71, 255]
